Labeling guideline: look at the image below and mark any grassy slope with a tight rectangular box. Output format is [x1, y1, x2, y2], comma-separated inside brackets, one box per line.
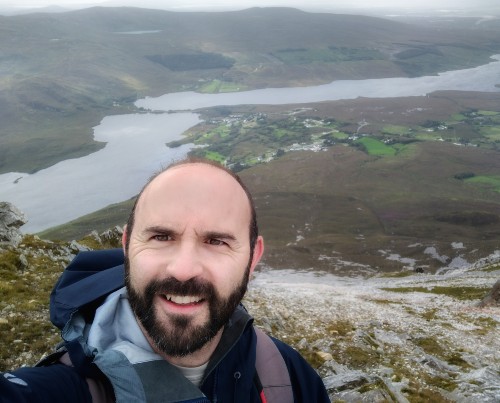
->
[39, 198, 135, 240]
[243, 142, 500, 272]
[1, 7, 500, 173]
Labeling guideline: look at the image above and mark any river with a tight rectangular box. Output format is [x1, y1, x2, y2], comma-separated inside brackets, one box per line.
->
[1, 55, 500, 233]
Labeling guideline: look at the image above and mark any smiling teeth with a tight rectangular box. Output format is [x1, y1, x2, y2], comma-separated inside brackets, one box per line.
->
[165, 295, 201, 305]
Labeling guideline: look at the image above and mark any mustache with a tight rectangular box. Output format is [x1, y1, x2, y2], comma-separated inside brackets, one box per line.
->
[144, 277, 216, 299]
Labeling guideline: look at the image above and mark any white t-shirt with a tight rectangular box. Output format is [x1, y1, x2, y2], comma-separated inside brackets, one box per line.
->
[173, 362, 208, 387]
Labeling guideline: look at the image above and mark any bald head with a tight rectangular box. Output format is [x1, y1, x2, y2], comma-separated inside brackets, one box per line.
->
[125, 158, 259, 254]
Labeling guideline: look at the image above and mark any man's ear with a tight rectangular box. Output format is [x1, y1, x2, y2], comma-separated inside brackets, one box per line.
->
[122, 225, 128, 255]
[248, 236, 264, 277]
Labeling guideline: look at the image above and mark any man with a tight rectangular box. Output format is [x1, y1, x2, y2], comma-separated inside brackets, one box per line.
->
[1, 158, 329, 402]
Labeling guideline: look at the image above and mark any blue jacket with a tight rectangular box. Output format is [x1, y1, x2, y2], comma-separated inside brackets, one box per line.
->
[1, 249, 329, 402]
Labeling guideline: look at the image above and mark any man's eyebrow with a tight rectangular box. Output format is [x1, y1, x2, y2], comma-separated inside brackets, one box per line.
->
[142, 226, 177, 236]
[203, 231, 237, 242]
[141, 227, 237, 241]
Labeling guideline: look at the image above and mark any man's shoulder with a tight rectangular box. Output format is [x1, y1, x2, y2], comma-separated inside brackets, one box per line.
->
[0, 364, 92, 403]
[50, 248, 125, 330]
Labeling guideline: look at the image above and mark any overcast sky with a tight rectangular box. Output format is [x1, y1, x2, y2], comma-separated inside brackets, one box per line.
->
[2, 0, 499, 13]
[0, 0, 496, 9]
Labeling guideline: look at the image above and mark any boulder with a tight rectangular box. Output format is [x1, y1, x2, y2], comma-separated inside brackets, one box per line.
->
[478, 279, 500, 307]
[323, 370, 372, 391]
[0, 202, 27, 248]
[315, 351, 334, 363]
[99, 226, 123, 248]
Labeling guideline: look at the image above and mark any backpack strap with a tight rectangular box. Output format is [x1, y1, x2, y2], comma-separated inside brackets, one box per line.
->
[36, 341, 114, 403]
[254, 328, 293, 403]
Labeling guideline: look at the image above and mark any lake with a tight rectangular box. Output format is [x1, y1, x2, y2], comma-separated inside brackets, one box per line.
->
[1, 55, 500, 233]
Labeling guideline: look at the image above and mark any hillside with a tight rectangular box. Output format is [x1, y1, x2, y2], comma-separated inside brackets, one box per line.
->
[247, 262, 500, 402]
[0, 206, 498, 402]
[1, 7, 500, 173]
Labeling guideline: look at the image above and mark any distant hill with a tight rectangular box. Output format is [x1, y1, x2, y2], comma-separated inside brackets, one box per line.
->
[1, 7, 500, 173]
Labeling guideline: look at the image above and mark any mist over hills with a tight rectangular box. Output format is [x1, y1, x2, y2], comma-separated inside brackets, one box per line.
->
[3, 0, 500, 16]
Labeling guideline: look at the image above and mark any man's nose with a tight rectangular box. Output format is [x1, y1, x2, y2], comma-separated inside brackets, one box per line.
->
[166, 242, 203, 282]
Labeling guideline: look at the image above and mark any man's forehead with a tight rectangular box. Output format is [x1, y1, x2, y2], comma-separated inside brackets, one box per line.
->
[148, 162, 242, 192]
[162, 161, 224, 176]
[136, 162, 252, 218]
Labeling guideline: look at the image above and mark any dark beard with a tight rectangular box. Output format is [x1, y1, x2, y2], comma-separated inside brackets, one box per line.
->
[125, 257, 250, 357]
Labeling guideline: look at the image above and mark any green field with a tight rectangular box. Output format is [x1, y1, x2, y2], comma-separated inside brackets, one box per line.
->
[480, 126, 500, 141]
[465, 175, 500, 193]
[381, 124, 412, 136]
[273, 46, 385, 64]
[199, 80, 247, 93]
[200, 125, 232, 140]
[356, 137, 396, 156]
[200, 150, 226, 163]
[478, 110, 500, 116]
[449, 113, 467, 121]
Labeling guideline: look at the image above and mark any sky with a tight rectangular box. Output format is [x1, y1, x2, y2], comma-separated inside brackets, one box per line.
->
[1, 0, 499, 14]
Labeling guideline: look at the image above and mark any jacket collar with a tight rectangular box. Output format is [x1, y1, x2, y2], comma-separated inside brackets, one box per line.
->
[204, 304, 253, 382]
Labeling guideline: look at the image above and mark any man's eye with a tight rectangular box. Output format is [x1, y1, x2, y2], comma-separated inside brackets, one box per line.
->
[153, 234, 172, 241]
[207, 238, 226, 246]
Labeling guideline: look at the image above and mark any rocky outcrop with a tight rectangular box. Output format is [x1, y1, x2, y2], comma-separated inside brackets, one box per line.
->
[0, 202, 27, 248]
[246, 259, 500, 403]
[79, 226, 123, 249]
[478, 279, 500, 307]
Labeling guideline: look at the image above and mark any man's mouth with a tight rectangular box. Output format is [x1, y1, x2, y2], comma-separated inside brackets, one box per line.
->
[162, 294, 204, 305]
